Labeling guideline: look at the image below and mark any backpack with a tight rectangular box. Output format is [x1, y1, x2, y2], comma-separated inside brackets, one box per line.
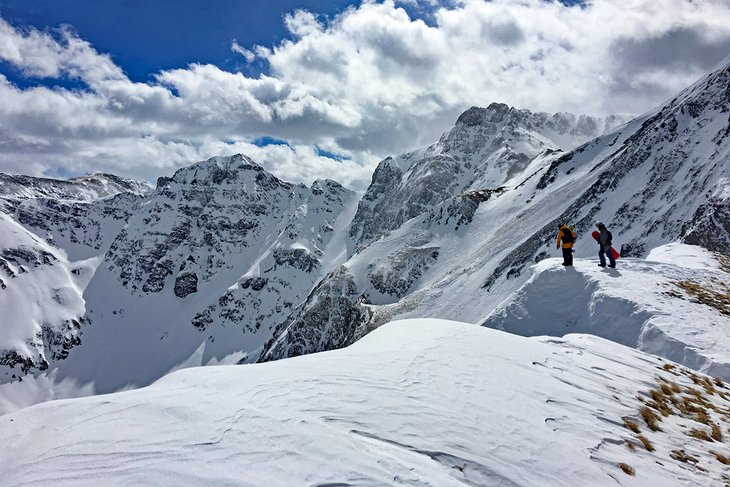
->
[562, 227, 574, 244]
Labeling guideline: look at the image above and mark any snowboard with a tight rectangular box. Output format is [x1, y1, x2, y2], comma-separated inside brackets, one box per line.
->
[591, 231, 620, 261]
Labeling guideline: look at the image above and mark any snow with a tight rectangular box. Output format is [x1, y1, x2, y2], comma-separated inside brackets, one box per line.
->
[646, 243, 722, 270]
[0, 213, 84, 360]
[1, 319, 728, 486]
[482, 244, 730, 380]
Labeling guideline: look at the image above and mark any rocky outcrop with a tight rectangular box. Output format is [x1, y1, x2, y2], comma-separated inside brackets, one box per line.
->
[682, 197, 730, 254]
[259, 266, 369, 362]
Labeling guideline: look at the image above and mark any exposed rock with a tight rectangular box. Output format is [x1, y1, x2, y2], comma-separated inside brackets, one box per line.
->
[174, 272, 199, 299]
[259, 267, 369, 362]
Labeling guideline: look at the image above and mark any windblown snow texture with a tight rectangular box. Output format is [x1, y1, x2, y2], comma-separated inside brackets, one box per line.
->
[2, 320, 729, 486]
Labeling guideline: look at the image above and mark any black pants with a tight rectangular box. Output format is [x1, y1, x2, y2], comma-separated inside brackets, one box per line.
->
[562, 247, 573, 266]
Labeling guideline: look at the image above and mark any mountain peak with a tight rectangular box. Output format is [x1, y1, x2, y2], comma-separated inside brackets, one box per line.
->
[455, 103, 512, 126]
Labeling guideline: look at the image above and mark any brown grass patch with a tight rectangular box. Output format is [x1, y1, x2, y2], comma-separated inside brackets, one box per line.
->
[640, 406, 663, 431]
[711, 451, 730, 465]
[702, 377, 717, 396]
[686, 387, 712, 408]
[670, 449, 699, 464]
[715, 253, 730, 274]
[715, 377, 725, 388]
[696, 408, 711, 425]
[673, 279, 730, 315]
[647, 399, 673, 417]
[710, 422, 723, 441]
[651, 389, 668, 402]
[659, 380, 681, 395]
[625, 439, 636, 451]
[637, 434, 654, 451]
[618, 463, 635, 476]
[688, 428, 712, 441]
[623, 418, 641, 434]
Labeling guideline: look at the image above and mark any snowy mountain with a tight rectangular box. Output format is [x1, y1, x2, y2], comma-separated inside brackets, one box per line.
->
[348, 104, 625, 252]
[0, 157, 358, 389]
[46, 155, 357, 392]
[0, 172, 150, 205]
[2, 319, 729, 486]
[263, 57, 730, 369]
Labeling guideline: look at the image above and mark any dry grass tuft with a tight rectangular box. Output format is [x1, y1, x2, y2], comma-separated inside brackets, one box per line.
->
[673, 279, 730, 315]
[640, 406, 663, 431]
[647, 399, 673, 417]
[618, 462, 635, 476]
[686, 387, 712, 408]
[623, 418, 641, 434]
[662, 363, 677, 372]
[710, 422, 723, 442]
[625, 439, 636, 451]
[688, 428, 713, 441]
[715, 253, 730, 274]
[659, 381, 681, 396]
[711, 451, 730, 465]
[670, 449, 699, 464]
[651, 389, 668, 402]
[696, 408, 711, 425]
[637, 434, 654, 451]
[715, 377, 725, 388]
[702, 377, 717, 396]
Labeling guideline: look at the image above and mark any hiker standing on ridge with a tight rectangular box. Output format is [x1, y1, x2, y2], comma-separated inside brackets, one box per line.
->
[556, 223, 576, 266]
[595, 221, 616, 268]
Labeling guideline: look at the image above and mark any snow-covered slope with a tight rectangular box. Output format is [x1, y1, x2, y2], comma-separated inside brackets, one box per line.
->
[0, 213, 93, 380]
[483, 244, 730, 380]
[264, 57, 730, 367]
[2, 320, 729, 486]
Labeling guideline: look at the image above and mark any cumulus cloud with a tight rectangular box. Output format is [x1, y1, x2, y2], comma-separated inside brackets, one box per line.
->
[0, 0, 729, 190]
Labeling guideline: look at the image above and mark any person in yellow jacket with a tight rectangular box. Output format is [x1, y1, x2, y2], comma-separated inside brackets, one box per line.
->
[556, 223, 576, 266]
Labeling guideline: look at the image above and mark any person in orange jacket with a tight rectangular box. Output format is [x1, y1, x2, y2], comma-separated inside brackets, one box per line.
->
[556, 223, 576, 266]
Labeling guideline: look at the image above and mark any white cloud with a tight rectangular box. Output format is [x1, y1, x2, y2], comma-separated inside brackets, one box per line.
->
[231, 40, 256, 63]
[0, 1, 729, 190]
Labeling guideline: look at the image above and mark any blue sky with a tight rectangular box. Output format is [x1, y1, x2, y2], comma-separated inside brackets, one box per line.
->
[0, 0, 728, 188]
[0, 0, 358, 82]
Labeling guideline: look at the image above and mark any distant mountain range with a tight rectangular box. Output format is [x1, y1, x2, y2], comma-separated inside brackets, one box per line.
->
[0, 58, 728, 394]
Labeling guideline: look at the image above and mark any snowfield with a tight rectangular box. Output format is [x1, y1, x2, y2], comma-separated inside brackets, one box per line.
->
[1, 319, 728, 486]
